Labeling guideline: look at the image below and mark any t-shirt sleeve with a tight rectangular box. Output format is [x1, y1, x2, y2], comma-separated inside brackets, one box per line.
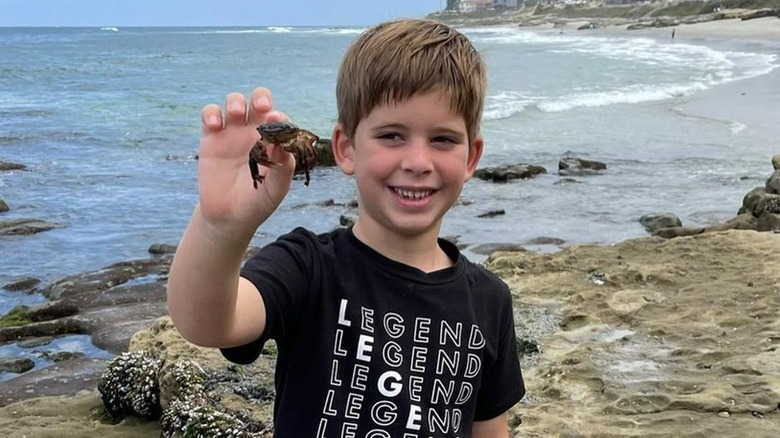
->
[221, 227, 317, 364]
[473, 284, 526, 421]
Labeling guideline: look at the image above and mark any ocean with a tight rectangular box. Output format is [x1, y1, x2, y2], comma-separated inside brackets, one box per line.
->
[1, 25, 778, 316]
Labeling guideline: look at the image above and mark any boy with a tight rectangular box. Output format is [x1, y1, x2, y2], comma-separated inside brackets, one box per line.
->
[168, 19, 525, 437]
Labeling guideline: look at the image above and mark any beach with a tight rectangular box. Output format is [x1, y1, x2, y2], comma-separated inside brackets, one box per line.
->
[1, 16, 780, 437]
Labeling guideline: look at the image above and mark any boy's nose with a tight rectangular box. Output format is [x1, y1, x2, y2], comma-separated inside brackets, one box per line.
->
[400, 139, 434, 174]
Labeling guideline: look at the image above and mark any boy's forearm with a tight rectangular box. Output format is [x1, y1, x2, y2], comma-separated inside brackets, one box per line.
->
[167, 204, 253, 346]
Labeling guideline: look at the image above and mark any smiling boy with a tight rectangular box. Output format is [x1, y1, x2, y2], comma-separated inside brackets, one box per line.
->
[168, 18, 525, 437]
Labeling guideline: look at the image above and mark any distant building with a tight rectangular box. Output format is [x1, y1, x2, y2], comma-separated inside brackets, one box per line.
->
[493, 0, 520, 8]
[459, 0, 493, 12]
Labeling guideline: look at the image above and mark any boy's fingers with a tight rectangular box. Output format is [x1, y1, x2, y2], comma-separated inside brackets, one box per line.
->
[201, 104, 223, 133]
[224, 92, 248, 126]
[248, 87, 274, 125]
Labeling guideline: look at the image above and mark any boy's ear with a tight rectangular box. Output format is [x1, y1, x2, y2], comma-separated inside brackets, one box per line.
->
[464, 133, 484, 181]
[331, 123, 355, 176]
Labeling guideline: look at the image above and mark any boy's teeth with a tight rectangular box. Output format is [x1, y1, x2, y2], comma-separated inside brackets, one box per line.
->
[394, 188, 431, 200]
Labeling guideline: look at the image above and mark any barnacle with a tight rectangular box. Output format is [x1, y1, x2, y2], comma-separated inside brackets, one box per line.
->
[98, 350, 163, 419]
[160, 398, 262, 438]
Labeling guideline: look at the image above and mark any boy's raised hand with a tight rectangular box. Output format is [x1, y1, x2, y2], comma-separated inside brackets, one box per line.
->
[197, 88, 296, 240]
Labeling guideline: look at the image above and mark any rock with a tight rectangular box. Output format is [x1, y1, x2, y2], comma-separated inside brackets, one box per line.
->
[0, 357, 35, 374]
[753, 194, 780, 217]
[558, 156, 606, 176]
[477, 209, 505, 218]
[474, 163, 547, 182]
[705, 213, 756, 232]
[765, 169, 780, 194]
[653, 226, 705, 239]
[0, 199, 8, 213]
[17, 336, 54, 348]
[313, 138, 336, 167]
[2, 277, 40, 293]
[0, 218, 57, 236]
[339, 214, 356, 227]
[639, 213, 682, 233]
[148, 243, 177, 255]
[756, 213, 780, 232]
[0, 358, 108, 407]
[739, 186, 767, 215]
[523, 236, 566, 246]
[607, 289, 648, 318]
[470, 242, 526, 255]
[0, 161, 26, 171]
[43, 257, 171, 300]
[740, 9, 777, 20]
[553, 177, 580, 185]
[772, 154, 780, 170]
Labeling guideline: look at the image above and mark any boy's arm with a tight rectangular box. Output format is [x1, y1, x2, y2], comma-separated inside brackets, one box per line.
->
[472, 413, 509, 438]
[167, 205, 267, 348]
[167, 88, 295, 348]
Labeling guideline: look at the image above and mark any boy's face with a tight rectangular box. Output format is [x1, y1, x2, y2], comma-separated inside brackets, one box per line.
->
[332, 91, 483, 241]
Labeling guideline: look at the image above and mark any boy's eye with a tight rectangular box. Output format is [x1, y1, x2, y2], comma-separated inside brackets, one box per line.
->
[432, 136, 459, 147]
[377, 132, 403, 142]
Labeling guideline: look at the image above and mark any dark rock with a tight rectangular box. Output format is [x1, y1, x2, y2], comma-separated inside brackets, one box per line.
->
[0, 358, 108, 407]
[38, 351, 85, 362]
[0, 161, 27, 171]
[43, 257, 170, 300]
[523, 236, 566, 246]
[26, 301, 80, 322]
[740, 186, 768, 215]
[0, 357, 35, 374]
[148, 243, 177, 255]
[0, 199, 8, 213]
[753, 194, 780, 217]
[766, 169, 780, 194]
[474, 163, 547, 182]
[313, 138, 336, 167]
[653, 226, 706, 239]
[477, 209, 505, 218]
[0, 317, 88, 344]
[2, 277, 40, 293]
[0, 218, 58, 236]
[756, 213, 780, 232]
[553, 177, 580, 185]
[706, 213, 757, 232]
[559, 156, 606, 176]
[740, 9, 777, 20]
[17, 336, 54, 348]
[339, 215, 356, 227]
[639, 213, 682, 233]
[470, 243, 526, 255]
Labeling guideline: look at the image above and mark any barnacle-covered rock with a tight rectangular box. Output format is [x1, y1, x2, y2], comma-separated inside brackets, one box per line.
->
[158, 358, 207, 409]
[97, 350, 163, 420]
[160, 398, 264, 438]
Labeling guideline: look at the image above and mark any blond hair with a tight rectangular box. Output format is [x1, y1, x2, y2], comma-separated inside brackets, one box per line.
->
[336, 19, 486, 146]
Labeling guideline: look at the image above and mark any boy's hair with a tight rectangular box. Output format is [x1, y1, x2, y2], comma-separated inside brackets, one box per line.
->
[336, 19, 486, 146]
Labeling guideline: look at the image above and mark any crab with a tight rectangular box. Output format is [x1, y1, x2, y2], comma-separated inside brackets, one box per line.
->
[249, 122, 319, 188]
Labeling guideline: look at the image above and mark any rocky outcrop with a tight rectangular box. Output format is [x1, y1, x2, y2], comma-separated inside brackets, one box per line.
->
[474, 163, 547, 182]
[558, 156, 607, 176]
[0, 218, 58, 236]
[0, 161, 26, 171]
[647, 156, 780, 237]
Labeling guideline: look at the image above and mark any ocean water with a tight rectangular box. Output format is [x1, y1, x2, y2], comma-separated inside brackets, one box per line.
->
[1, 26, 778, 314]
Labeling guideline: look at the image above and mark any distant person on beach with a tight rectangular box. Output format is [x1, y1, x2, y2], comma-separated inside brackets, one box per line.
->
[167, 18, 525, 437]
[672, 28, 676, 39]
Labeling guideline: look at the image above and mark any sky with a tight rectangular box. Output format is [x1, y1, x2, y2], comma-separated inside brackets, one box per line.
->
[0, 0, 444, 27]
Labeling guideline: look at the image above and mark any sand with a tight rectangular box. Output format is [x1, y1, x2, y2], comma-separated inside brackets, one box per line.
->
[493, 230, 780, 436]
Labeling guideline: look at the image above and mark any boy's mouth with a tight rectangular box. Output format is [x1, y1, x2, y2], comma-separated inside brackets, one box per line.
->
[392, 187, 433, 200]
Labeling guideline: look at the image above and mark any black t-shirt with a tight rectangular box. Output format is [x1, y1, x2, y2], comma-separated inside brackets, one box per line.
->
[222, 227, 524, 437]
